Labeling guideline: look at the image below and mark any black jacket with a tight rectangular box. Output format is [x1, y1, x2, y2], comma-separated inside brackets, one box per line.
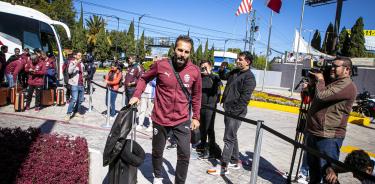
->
[201, 74, 222, 107]
[221, 68, 256, 117]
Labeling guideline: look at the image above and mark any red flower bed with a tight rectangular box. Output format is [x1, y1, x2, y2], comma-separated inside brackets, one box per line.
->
[0, 127, 89, 184]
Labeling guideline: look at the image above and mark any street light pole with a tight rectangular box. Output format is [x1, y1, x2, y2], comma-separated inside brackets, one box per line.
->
[115, 16, 119, 56]
[137, 14, 146, 59]
[223, 39, 229, 62]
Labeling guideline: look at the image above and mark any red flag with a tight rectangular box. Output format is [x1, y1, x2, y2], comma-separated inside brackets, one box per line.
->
[266, 0, 282, 13]
[235, 0, 253, 16]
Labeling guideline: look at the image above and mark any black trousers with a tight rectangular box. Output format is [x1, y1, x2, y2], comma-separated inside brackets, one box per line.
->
[125, 87, 135, 106]
[152, 120, 191, 184]
[65, 84, 71, 101]
[26, 85, 42, 108]
[199, 106, 216, 150]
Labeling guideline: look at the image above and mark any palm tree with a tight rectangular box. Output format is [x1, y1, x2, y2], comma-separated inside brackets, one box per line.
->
[86, 15, 105, 46]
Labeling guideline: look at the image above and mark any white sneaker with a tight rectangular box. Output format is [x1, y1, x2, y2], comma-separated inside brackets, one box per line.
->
[153, 177, 163, 184]
[297, 173, 308, 184]
[228, 162, 241, 170]
[207, 165, 229, 175]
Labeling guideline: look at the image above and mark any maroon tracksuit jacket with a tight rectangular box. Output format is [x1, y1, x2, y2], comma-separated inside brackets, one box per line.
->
[133, 59, 202, 126]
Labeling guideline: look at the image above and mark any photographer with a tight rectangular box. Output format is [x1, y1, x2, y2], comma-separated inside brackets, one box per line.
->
[304, 56, 357, 183]
[197, 60, 223, 159]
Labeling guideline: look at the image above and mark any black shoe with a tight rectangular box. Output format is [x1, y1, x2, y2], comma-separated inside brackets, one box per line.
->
[166, 144, 177, 150]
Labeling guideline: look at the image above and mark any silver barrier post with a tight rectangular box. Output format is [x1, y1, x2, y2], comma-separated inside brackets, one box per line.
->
[101, 87, 112, 128]
[88, 82, 93, 112]
[130, 106, 137, 152]
[122, 90, 126, 108]
[250, 120, 264, 184]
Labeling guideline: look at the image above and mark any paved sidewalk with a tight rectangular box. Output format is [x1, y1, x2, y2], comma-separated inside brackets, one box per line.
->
[0, 79, 373, 183]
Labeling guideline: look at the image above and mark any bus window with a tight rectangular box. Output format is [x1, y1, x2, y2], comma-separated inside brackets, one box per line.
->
[23, 31, 42, 52]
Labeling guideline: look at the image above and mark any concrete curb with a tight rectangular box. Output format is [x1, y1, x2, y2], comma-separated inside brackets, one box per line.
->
[89, 148, 108, 184]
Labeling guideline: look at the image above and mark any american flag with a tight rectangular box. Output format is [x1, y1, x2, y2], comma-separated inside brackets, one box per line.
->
[235, 0, 253, 16]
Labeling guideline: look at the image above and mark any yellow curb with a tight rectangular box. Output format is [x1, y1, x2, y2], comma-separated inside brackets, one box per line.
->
[348, 116, 371, 126]
[249, 101, 300, 114]
[341, 145, 375, 158]
[248, 100, 371, 126]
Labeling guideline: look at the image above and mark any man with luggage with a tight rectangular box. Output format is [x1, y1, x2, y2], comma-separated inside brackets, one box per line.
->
[5, 54, 27, 88]
[207, 51, 256, 175]
[129, 35, 202, 184]
[25, 54, 47, 111]
[65, 51, 86, 121]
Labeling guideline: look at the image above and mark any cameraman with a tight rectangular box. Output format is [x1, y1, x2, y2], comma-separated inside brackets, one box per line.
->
[304, 56, 357, 183]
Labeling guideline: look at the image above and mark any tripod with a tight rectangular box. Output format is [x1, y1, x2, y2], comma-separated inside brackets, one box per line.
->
[286, 85, 312, 183]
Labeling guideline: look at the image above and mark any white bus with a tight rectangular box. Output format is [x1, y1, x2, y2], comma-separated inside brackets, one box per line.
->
[0, 1, 71, 81]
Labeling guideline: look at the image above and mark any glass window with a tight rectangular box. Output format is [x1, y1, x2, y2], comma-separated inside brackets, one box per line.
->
[23, 31, 42, 51]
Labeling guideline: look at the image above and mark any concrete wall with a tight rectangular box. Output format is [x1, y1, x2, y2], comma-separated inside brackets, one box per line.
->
[271, 63, 375, 94]
[251, 69, 282, 88]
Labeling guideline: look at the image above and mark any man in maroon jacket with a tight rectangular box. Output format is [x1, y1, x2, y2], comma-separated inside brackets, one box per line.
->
[129, 35, 202, 184]
[25, 54, 47, 111]
[124, 54, 143, 105]
[5, 56, 27, 87]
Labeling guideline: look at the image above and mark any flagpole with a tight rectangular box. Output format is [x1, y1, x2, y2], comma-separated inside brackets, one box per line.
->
[290, 0, 306, 96]
[261, 10, 273, 92]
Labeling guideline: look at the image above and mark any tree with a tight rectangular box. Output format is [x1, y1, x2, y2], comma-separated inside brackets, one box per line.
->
[208, 45, 215, 65]
[86, 15, 105, 49]
[203, 39, 209, 60]
[227, 48, 242, 54]
[94, 27, 110, 61]
[252, 55, 269, 70]
[190, 43, 195, 64]
[337, 27, 351, 56]
[195, 44, 203, 65]
[349, 17, 366, 57]
[168, 43, 175, 59]
[72, 2, 86, 52]
[311, 29, 321, 51]
[137, 31, 146, 62]
[109, 30, 126, 58]
[321, 23, 335, 54]
[125, 21, 136, 56]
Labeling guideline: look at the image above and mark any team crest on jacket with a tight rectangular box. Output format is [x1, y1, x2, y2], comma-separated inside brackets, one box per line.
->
[153, 128, 158, 135]
[184, 74, 190, 82]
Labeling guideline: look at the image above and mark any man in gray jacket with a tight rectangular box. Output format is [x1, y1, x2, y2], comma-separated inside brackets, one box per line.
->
[207, 51, 256, 175]
[65, 51, 86, 121]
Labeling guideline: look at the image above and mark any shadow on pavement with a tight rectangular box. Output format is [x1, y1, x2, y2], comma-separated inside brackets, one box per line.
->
[139, 153, 175, 184]
[38, 120, 56, 134]
[241, 151, 286, 183]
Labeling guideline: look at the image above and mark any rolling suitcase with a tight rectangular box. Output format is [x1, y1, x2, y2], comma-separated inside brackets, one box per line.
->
[10, 85, 22, 104]
[0, 88, 8, 106]
[41, 77, 55, 106]
[14, 92, 25, 112]
[56, 88, 65, 106]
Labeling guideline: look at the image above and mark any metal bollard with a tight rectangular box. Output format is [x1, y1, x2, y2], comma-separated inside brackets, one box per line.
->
[122, 90, 126, 108]
[130, 106, 137, 152]
[101, 87, 112, 128]
[88, 82, 93, 112]
[250, 120, 264, 184]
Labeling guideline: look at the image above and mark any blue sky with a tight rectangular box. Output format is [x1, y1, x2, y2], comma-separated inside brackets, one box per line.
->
[73, 0, 375, 56]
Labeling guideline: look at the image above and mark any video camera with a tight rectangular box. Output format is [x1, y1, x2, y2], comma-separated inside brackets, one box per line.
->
[301, 58, 358, 78]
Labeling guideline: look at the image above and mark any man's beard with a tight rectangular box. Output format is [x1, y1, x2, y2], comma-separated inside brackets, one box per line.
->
[173, 55, 188, 68]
